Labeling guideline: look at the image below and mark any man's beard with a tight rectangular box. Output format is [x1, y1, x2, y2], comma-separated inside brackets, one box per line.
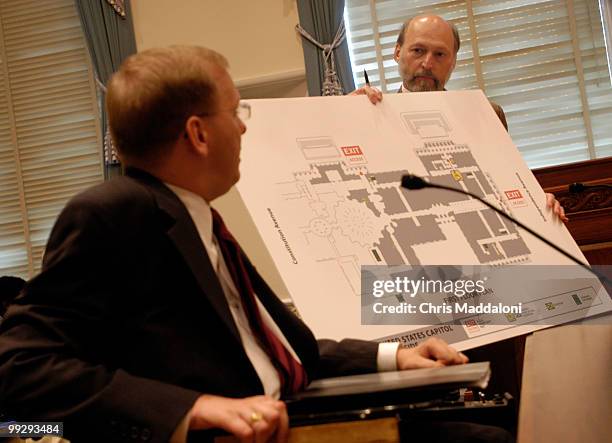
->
[404, 70, 442, 92]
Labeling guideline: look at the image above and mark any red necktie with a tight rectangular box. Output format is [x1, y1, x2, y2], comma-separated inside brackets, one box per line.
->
[211, 208, 307, 396]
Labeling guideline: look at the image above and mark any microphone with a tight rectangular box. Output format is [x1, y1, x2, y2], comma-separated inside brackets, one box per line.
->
[568, 182, 612, 193]
[401, 174, 428, 190]
[401, 174, 611, 286]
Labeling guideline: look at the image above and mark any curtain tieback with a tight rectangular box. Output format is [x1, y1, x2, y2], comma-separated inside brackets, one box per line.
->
[295, 22, 347, 96]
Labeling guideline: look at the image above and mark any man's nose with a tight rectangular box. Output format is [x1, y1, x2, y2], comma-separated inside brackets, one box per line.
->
[239, 119, 247, 134]
[421, 53, 434, 70]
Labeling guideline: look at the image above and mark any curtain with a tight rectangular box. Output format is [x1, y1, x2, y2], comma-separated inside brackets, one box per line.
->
[74, 0, 137, 179]
[296, 0, 356, 96]
[0, 0, 105, 278]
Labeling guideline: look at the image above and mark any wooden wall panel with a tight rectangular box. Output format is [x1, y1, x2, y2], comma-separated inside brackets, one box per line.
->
[533, 157, 612, 265]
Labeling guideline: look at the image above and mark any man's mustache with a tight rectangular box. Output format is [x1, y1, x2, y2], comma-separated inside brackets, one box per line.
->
[411, 70, 438, 85]
[404, 69, 441, 91]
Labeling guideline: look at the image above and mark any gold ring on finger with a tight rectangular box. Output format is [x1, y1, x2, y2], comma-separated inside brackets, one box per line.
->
[250, 411, 263, 423]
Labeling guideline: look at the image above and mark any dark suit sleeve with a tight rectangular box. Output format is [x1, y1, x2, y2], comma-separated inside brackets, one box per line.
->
[489, 101, 508, 131]
[315, 338, 379, 378]
[0, 198, 200, 443]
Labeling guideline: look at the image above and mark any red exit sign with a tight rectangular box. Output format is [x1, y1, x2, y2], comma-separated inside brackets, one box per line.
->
[341, 146, 363, 156]
[504, 190, 523, 200]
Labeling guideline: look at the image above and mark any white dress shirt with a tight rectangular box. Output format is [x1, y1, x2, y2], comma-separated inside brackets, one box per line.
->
[166, 184, 398, 441]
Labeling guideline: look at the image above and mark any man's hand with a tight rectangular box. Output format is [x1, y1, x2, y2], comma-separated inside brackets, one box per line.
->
[349, 85, 383, 104]
[188, 394, 288, 443]
[546, 193, 569, 223]
[396, 337, 468, 370]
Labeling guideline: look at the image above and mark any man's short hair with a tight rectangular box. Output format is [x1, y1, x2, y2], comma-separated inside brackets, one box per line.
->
[396, 17, 461, 54]
[106, 46, 229, 163]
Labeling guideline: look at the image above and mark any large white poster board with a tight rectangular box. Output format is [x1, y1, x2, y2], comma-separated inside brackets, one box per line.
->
[236, 91, 610, 350]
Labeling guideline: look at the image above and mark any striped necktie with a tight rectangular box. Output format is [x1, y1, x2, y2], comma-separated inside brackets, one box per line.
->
[211, 208, 307, 395]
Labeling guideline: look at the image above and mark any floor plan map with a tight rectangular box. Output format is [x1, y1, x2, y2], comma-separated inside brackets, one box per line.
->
[236, 92, 610, 348]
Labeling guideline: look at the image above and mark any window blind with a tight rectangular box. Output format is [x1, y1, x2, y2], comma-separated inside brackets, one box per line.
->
[345, 0, 612, 168]
[0, 0, 103, 279]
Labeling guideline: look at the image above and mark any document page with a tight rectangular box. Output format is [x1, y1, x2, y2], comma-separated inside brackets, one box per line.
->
[236, 91, 610, 349]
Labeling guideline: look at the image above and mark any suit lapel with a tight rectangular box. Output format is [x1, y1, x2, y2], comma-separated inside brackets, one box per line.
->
[125, 168, 241, 343]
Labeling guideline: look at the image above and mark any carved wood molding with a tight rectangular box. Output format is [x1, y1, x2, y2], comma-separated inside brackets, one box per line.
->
[556, 188, 612, 213]
[533, 158, 612, 259]
[533, 158, 612, 215]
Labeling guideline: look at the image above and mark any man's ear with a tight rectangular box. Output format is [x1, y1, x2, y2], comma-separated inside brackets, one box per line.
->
[393, 43, 401, 63]
[184, 116, 209, 156]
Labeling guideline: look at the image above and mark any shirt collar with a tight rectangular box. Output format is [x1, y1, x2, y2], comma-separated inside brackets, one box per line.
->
[165, 183, 213, 250]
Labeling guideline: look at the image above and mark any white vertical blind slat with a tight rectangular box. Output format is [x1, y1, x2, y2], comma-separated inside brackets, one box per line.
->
[0, 0, 103, 279]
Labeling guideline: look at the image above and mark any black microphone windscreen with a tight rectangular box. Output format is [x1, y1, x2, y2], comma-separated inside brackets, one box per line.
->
[569, 182, 585, 193]
[401, 174, 428, 190]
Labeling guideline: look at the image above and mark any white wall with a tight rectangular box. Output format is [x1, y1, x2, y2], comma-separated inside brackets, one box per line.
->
[131, 0, 309, 299]
[131, 0, 307, 89]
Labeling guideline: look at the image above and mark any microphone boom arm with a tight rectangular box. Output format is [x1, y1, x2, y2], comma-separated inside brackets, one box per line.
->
[401, 174, 611, 286]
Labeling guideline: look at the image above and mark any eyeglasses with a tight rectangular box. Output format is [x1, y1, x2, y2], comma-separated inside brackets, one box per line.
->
[236, 102, 251, 121]
[193, 101, 251, 122]
[183, 101, 251, 139]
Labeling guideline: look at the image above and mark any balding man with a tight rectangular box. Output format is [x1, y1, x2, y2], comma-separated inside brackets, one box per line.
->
[0, 46, 501, 443]
[352, 14, 567, 221]
[395, 14, 459, 93]
[354, 14, 507, 126]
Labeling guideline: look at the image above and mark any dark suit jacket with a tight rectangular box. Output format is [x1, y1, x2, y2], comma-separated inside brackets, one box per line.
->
[0, 168, 378, 443]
